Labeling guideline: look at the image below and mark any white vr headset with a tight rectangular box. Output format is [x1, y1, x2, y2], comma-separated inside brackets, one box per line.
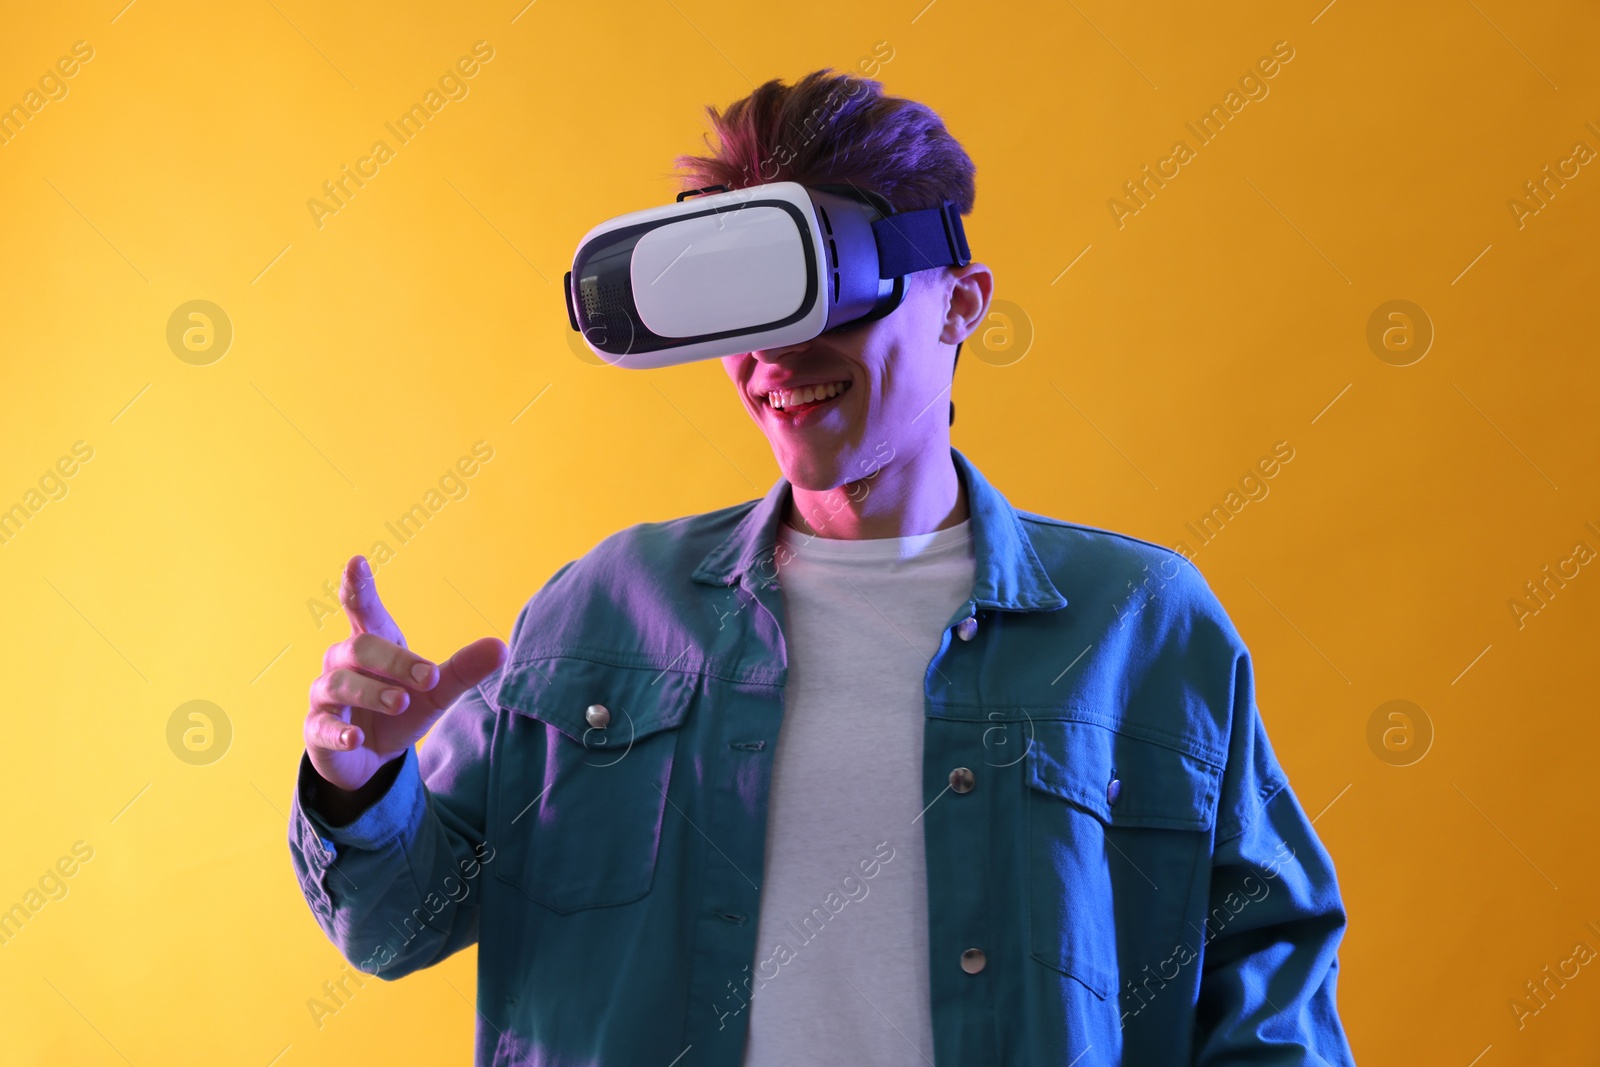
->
[564, 181, 971, 368]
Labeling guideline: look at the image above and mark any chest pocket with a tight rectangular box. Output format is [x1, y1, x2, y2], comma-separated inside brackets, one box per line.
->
[492, 656, 698, 914]
[1024, 718, 1223, 1000]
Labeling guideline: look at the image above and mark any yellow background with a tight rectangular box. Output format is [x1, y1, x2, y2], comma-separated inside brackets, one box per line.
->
[2, 0, 1597, 1063]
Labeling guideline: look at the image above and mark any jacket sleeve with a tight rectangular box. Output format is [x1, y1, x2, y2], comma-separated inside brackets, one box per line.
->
[287, 664, 502, 980]
[1192, 646, 1358, 1065]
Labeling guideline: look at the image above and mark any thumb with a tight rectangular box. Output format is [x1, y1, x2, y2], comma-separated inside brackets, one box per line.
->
[340, 555, 403, 644]
[425, 636, 510, 712]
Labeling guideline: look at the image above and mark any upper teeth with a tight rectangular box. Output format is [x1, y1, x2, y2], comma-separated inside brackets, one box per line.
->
[767, 381, 849, 410]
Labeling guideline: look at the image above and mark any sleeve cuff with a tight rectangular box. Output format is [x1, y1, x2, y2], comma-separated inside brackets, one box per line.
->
[296, 747, 425, 851]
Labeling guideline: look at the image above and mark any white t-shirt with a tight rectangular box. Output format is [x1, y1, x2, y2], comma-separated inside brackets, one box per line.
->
[740, 517, 977, 1066]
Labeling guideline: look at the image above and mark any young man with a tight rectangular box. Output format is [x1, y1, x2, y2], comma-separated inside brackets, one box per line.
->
[290, 70, 1356, 1065]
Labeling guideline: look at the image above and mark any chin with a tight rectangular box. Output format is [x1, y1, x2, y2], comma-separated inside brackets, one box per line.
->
[777, 438, 895, 495]
[775, 450, 848, 493]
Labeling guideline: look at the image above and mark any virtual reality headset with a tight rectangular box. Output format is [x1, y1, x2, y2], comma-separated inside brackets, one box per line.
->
[564, 181, 971, 368]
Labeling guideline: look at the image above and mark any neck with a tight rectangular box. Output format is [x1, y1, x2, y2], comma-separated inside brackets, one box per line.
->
[785, 444, 969, 540]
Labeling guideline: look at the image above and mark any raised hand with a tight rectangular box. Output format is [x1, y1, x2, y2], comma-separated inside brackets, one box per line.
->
[304, 555, 507, 794]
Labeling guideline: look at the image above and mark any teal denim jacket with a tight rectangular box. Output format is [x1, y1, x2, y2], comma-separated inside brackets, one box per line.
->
[288, 446, 1356, 1066]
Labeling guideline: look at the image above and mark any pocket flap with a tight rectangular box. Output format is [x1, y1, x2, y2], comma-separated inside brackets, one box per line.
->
[496, 655, 697, 747]
[492, 656, 696, 914]
[1024, 719, 1222, 831]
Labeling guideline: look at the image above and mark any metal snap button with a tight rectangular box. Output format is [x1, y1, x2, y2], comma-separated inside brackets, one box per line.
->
[949, 767, 975, 794]
[960, 948, 987, 974]
[955, 615, 978, 642]
[1106, 777, 1121, 805]
[585, 704, 611, 729]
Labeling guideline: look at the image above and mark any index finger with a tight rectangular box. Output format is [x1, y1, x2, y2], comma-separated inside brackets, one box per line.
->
[341, 555, 404, 645]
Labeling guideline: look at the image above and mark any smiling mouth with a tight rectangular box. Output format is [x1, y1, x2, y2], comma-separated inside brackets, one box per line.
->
[762, 380, 852, 416]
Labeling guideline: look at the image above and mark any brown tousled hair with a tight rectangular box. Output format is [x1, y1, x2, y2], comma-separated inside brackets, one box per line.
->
[671, 68, 976, 217]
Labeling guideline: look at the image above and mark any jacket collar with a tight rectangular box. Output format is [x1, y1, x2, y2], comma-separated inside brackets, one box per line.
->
[691, 445, 1068, 612]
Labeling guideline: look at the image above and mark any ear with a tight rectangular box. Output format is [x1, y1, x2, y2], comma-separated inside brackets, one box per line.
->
[939, 262, 994, 348]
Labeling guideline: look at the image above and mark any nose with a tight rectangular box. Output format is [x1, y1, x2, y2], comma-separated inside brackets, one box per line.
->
[751, 342, 808, 363]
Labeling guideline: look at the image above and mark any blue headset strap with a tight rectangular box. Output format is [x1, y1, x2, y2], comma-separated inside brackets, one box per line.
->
[871, 200, 971, 278]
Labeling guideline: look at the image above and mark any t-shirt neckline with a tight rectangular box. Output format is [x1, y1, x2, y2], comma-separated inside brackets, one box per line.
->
[776, 518, 974, 562]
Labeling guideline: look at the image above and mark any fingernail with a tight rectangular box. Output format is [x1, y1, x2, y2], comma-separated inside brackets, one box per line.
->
[358, 558, 373, 580]
[380, 689, 401, 710]
[411, 663, 433, 686]
[339, 727, 357, 748]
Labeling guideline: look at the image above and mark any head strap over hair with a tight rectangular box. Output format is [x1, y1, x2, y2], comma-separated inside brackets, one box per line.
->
[872, 200, 971, 277]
